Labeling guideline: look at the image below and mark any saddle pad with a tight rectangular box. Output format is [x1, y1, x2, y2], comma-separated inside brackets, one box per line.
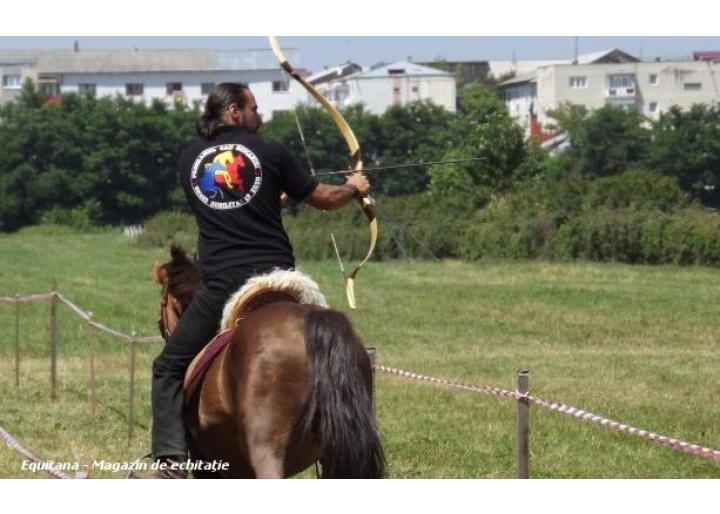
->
[183, 328, 236, 396]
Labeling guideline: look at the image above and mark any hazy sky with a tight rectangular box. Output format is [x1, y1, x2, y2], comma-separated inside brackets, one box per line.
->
[2, 37, 720, 72]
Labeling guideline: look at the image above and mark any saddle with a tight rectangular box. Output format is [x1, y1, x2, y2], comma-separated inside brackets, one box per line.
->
[183, 269, 328, 398]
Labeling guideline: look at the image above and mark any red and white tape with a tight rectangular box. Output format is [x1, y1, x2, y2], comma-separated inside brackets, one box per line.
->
[0, 425, 73, 479]
[373, 364, 720, 463]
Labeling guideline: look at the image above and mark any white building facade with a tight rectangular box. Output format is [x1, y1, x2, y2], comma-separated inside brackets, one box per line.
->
[310, 61, 456, 114]
[499, 50, 720, 136]
[0, 49, 307, 120]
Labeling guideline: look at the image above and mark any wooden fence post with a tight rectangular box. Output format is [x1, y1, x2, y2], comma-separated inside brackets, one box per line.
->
[367, 346, 376, 416]
[128, 330, 137, 447]
[49, 281, 58, 401]
[516, 370, 530, 479]
[87, 312, 97, 416]
[14, 294, 20, 387]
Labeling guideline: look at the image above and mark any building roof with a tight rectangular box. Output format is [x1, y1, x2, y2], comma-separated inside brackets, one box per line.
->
[497, 48, 641, 88]
[306, 62, 363, 85]
[575, 48, 640, 64]
[694, 50, 720, 61]
[352, 61, 452, 79]
[498, 72, 537, 86]
[0, 48, 299, 74]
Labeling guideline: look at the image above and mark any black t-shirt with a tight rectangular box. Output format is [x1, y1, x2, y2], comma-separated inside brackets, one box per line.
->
[177, 125, 318, 277]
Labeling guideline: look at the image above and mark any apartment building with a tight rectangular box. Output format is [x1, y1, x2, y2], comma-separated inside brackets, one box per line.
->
[308, 60, 457, 114]
[499, 49, 720, 136]
[0, 48, 307, 120]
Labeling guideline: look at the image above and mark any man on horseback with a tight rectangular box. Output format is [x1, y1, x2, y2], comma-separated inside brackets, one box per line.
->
[146, 83, 370, 478]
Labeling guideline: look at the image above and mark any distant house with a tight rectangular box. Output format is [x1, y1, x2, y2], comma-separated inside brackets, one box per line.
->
[308, 61, 456, 114]
[0, 48, 307, 120]
[693, 50, 720, 62]
[497, 48, 720, 139]
[489, 48, 640, 80]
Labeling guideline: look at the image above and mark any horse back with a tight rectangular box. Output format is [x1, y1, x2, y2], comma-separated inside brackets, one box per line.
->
[187, 302, 321, 477]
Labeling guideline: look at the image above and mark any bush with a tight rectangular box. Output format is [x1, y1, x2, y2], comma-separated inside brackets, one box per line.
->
[39, 199, 104, 232]
[16, 223, 86, 237]
[283, 193, 475, 262]
[460, 216, 551, 260]
[663, 207, 720, 266]
[582, 169, 686, 212]
[552, 209, 645, 263]
[459, 176, 585, 260]
[553, 207, 720, 265]
[135, 211, 197, 251]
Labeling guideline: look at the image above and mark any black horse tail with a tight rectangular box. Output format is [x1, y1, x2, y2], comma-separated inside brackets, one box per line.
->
[302, 308, 385, 479]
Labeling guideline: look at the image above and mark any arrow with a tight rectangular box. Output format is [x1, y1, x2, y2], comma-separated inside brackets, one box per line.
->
[315, 157, 486, 177]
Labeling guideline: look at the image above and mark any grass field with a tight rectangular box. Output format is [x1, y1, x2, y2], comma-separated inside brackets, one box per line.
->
[0, 229, 718, 478]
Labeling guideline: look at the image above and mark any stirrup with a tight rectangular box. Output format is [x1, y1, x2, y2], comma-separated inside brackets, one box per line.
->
[125, 452, 154, 479]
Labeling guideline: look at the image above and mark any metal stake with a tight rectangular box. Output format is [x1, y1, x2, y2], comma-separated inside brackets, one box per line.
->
[516, 370, 530, 479]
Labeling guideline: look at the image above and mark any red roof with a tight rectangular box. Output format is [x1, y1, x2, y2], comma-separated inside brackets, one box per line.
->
[42, 95, 62, 107]
[693, 51, 720, 61]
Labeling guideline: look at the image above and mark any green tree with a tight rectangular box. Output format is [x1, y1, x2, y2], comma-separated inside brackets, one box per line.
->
[553, 104, 649, 178]
[645, 104, 720, 205]
[429, 82, 542, 206]
[0, 82, 198, 231]
[372, 100, 454, 196]
[545, 102, 588, 137]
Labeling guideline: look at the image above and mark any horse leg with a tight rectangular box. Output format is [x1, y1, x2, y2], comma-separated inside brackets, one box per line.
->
[243, 396, 296, 478]
[242, 360, 306, 479]
[247, 444, 285, 479]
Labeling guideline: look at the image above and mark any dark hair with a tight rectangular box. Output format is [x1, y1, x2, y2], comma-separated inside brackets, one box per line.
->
[196, 82, 250, 139]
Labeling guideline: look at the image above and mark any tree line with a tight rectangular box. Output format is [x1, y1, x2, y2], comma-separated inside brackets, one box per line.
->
[2, 78, 719, 265]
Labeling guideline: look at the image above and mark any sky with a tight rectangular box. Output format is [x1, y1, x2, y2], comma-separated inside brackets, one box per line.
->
[2, 37, 720, 72]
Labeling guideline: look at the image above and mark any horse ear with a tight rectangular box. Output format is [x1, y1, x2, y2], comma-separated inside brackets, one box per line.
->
[153, 261, 167, 284]
[170, 244, 189, 265]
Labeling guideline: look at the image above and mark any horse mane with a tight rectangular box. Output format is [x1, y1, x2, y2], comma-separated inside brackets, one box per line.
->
[164, 245, 202, 308]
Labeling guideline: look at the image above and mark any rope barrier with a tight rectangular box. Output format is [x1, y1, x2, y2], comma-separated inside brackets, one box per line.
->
[374, 364, 720, 463]
[0, 425, 73, 479]
[0, 290, 162, 343]
[0, 293, 54, 304]
[3, 287, 718, 470]
[525, 394, 720, 463]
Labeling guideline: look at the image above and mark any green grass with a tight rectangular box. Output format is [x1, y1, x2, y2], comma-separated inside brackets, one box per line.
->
[0, 229, 718, 478]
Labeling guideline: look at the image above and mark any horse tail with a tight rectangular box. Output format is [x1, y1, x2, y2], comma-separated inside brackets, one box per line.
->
[302, 308, 385, 479]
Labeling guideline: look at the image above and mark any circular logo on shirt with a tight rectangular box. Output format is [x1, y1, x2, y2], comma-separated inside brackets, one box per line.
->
[190, 144, 262, 210]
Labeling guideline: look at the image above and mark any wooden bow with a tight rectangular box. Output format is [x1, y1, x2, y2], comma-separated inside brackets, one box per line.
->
[268, 36, 377, 309]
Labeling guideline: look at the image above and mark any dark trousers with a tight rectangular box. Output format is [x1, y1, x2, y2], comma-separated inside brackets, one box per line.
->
[151, 263, 288, 459]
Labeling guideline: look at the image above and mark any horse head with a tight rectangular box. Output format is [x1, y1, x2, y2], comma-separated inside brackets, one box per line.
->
[153, 245, 202, 341]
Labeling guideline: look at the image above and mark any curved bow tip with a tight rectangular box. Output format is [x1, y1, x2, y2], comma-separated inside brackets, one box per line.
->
[345, 277, 358, 310]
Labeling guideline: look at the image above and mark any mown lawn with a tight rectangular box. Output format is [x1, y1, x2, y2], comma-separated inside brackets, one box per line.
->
[0, 229, 718, 478]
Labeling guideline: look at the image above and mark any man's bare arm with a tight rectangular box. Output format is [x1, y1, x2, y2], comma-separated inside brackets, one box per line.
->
[302, 172, 370, 211]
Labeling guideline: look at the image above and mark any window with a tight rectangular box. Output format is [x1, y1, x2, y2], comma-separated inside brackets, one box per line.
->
[166, 82, 182, 95]
[684, 82, 702, 91]
[411, 86, 419, 93]
[2, 74, 22, 89]
[126, 83, 144, 96]
[648, 102, 658, 113]
[388, 69, 406, 75]
[272, 80, 289, 92]
[649, 74, 658, 85]
[608, 74, 635, 89]
[201, 82, 215, 95]
[569, 76, 587, 88]
[606, 97, 637, 111]
[78, 83, 96, 95]
[39, 83, 59, 97]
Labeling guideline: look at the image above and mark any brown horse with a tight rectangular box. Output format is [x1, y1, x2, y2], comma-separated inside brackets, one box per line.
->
[153, 246, 385, 478]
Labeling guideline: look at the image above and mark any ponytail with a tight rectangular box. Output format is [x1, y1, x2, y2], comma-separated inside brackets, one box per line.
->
[196, 82, 250, 139]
